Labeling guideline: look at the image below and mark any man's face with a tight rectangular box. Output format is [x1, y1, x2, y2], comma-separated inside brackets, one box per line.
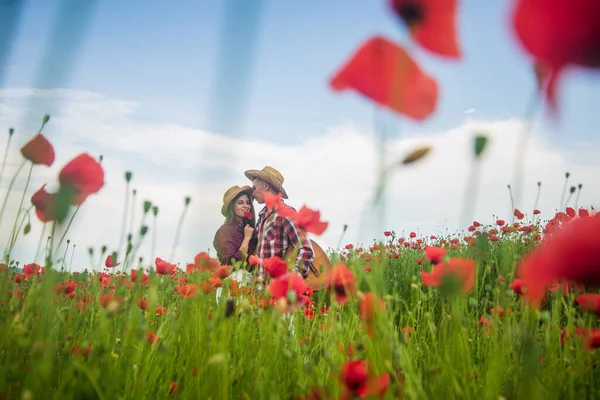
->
[251, 178, 268, 204]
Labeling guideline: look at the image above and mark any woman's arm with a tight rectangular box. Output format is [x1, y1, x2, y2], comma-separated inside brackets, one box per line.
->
[215, 227, 251, 264]
[214, 227, 245, 264]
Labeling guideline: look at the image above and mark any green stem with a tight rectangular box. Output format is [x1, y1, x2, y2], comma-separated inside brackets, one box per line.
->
[0, 128, 14, 192]
[55, 205, 81, 253]
[0, 159, 26, 233]
[5, 205, 33, 261]
[511, 87, 541, 212]
[6, 163, 34, 245]
[559, 173, 570, 211]
[169, 202, 190, 261]
[574, 185, 582, 210]
[60, 241, 70, 271]
[508, 184, 515, 222]
[118, 181, 131, 259]
[532, 182, 541, 215]
[69, 244, 76, 272]
[47, 221, 57, 268]
[34, 223, 47, 263]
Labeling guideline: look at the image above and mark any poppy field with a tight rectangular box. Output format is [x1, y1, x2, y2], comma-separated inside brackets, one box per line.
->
[2, 178, 600, 400]
[2, 0, 600, 399]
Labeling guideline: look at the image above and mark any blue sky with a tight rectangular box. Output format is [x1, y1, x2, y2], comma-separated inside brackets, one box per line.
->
[2, 0, 599, 146]
[1, 1, 600, 270]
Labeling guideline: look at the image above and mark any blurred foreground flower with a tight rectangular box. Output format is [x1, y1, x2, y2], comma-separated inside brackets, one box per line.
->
[330, 36, 438, 121]
[517, 213, 600, 308]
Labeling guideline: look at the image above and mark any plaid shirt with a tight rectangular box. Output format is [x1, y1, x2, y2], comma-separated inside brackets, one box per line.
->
[255, 203, 314, 277]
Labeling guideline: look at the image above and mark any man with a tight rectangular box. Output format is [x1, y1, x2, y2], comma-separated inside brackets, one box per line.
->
[244, 166, 314, 279]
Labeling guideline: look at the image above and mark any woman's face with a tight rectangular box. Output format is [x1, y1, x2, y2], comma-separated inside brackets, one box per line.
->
[233, 194, 252, 219]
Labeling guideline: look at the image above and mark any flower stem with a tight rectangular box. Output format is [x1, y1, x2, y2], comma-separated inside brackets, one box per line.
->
[68, 244, 76, 272]
[5, 205, 33, 261]
[5, 163, 34, 246]
[118, 179, 131, 260]
[511, 87, 541, 212]
[169, 198, 191, 261]
[0, 128, 15, 193]
[34, 222, 47, 263]
[559, 172, 570, 211]
[0, 159, 26, 233]
[54, 205, 81, 253]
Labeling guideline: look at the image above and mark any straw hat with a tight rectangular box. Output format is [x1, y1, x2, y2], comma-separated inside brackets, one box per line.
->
[244, 166, 288, 199]
[221, 185, 253, 217]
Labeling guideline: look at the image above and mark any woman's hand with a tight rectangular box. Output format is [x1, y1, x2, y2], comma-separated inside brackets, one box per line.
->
[244, 224, 254, 240]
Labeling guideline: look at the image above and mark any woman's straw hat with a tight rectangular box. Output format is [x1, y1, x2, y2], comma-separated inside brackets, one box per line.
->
[244, 166, 288, 199]
[221, 185, 253, 217]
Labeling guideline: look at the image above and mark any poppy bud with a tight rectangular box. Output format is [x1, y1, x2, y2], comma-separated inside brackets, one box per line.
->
[152, 206, 159, 216]
[402, 146, 431, 165]
[474, 134, 488, 158]
[143, 201, 152, 213]
[185, 196, 191, 206]
[23, 223, 31, 235]
[225, 298, 235, 318]
[8, 127, 14, 136]
[125, 171, 132, 182]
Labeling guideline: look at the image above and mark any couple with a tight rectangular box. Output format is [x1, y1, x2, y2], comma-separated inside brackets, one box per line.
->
[212, 166, 315, 286]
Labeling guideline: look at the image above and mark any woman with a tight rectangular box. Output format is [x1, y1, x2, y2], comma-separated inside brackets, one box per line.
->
[213, 185, 257, 268]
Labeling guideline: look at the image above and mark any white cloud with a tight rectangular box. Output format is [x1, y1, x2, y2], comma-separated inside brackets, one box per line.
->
[0, 88, 599, 272]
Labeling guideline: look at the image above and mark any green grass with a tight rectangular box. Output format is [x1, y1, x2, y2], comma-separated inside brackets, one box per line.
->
[1, 220, 599, 400]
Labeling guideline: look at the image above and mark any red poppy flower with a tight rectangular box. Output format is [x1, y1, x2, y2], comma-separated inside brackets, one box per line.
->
[155, 257, 177, 275]
[359, 292, 386, 338]
[31, 184, 56, 222]
[243, 211, 252, 219]
[263, 256, 288, 278]
[338, 360, 390, 399]
[512, 0, 600, 113]
[265, 192, 284, 212]
[517, 214, 600, 308]
[22, 263, 41, 279]
[212, 265, 232, 280]
[58, 153, 104, 205]
[326, 263, 357, 305]
[105, 254, 120, 268]
[330, 36, 438, 121]
[388, 0, 461, 58]
[146, 331, 160, 344]
[420, 257, 476, 293]
[177, 284, 198, 298]
[514, 208, 525, 220]
[584, 329, 600, 352]
[291, 206, 328, 236]
[20, 133, 55, 166]
[186, 252, 220, 274]
[425, 246, 446, 264]
[268, 273, 310, 312]
[509, 279, 526, 295]
[576, 293, 600, 316]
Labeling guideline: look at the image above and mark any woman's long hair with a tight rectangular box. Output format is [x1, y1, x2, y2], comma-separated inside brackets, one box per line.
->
[224, 192, 256, 228]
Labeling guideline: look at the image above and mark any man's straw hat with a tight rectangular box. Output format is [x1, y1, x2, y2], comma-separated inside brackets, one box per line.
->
[244, 166, 289, 199]
[221, 185, 253, 217]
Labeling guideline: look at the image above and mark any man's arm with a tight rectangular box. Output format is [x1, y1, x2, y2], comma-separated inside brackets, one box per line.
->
[281, 217, 314, 278]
